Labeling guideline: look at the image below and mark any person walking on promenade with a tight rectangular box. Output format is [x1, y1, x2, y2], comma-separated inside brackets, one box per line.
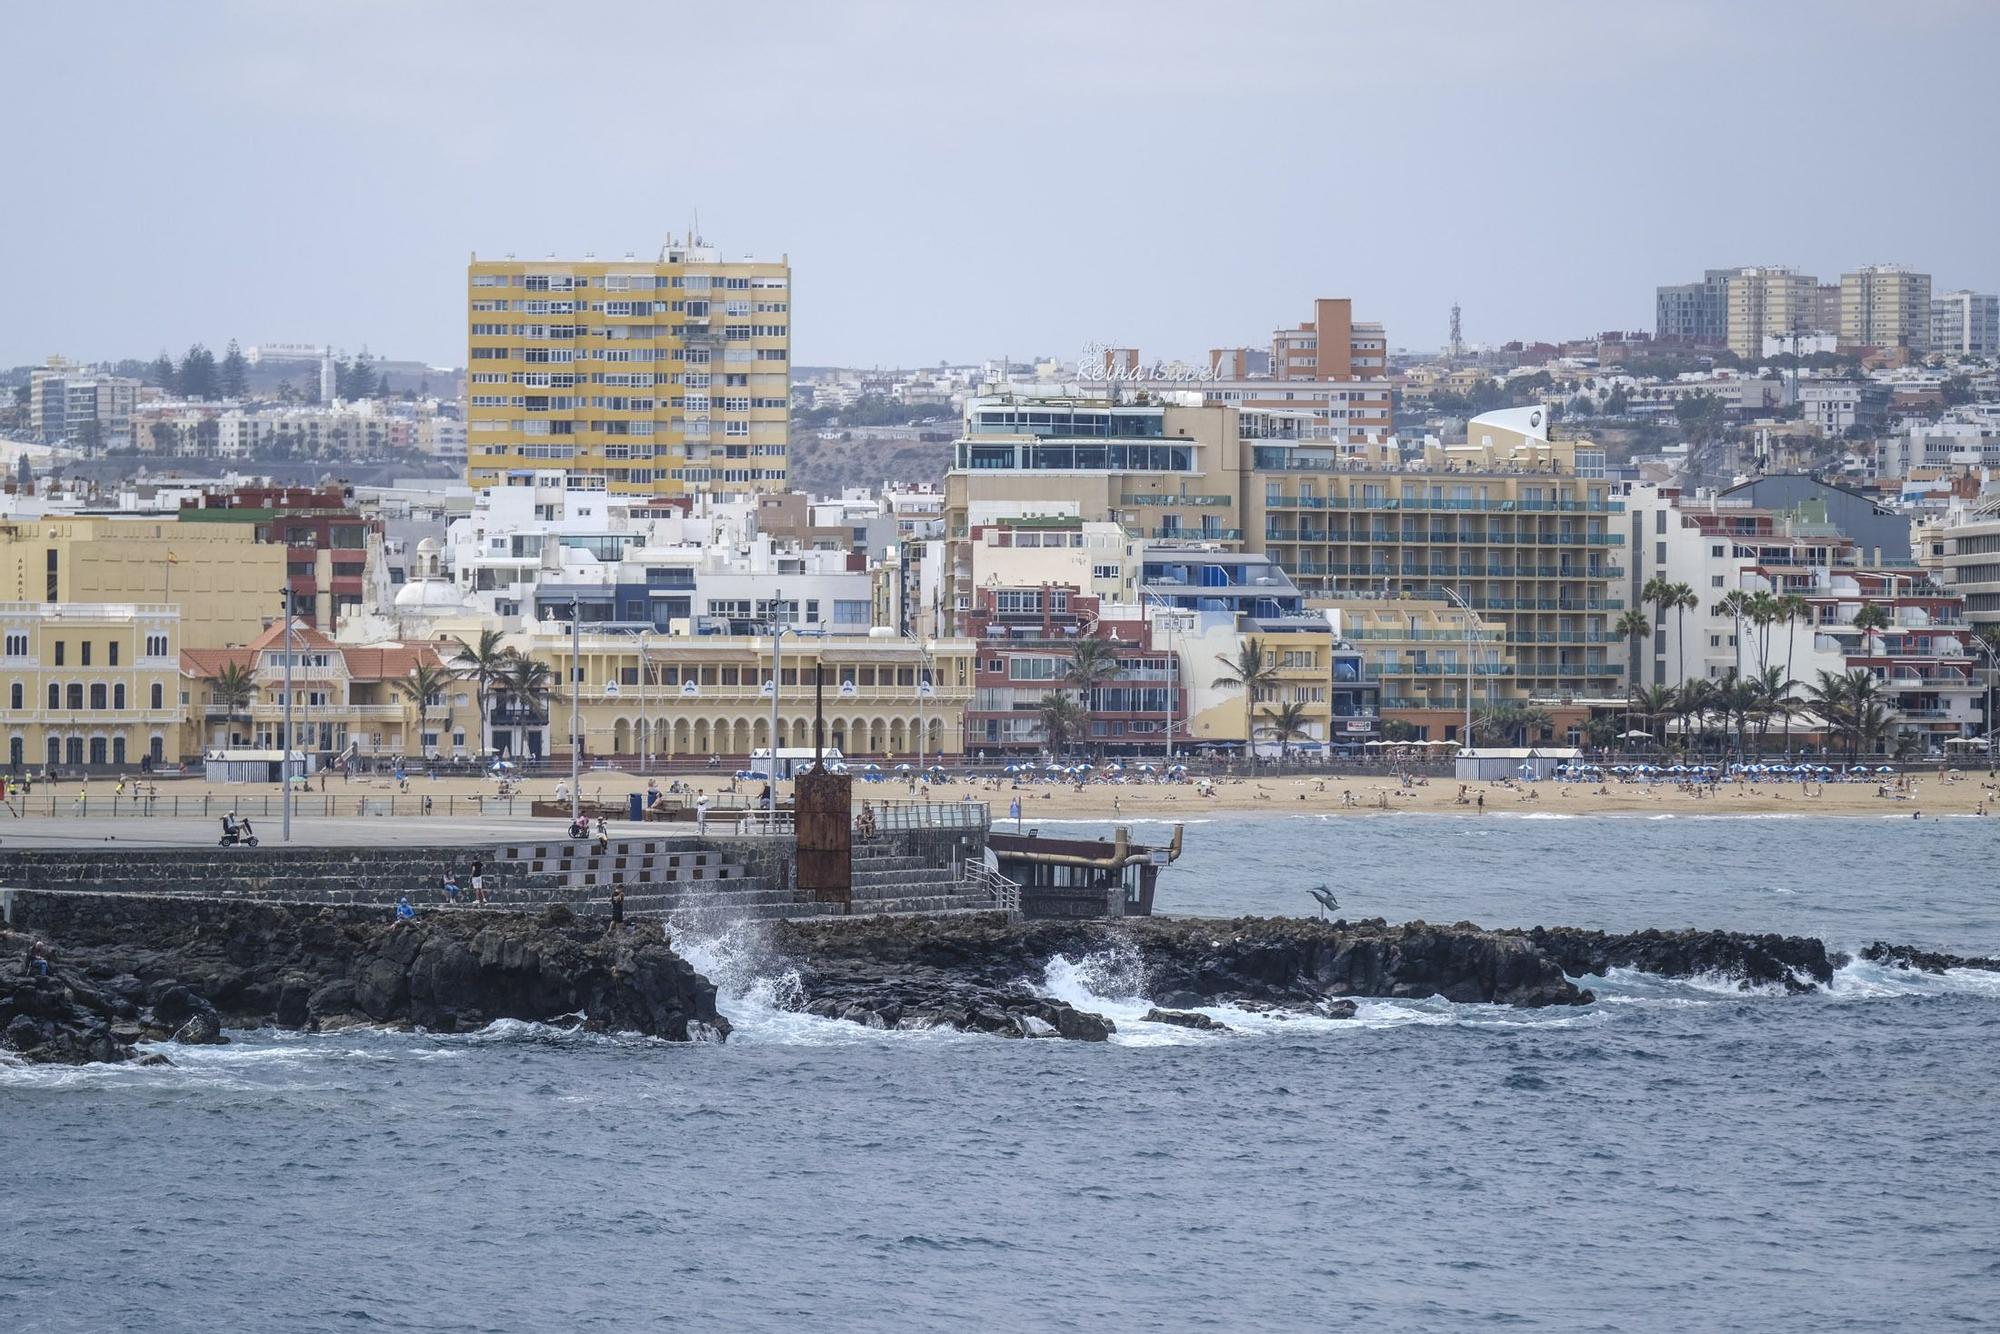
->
[696, 795, 709, 834]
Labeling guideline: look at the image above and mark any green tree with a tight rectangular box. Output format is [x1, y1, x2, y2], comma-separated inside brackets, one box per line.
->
[177, 343, 219, 399]
[1211, 637, 1281, 761]
[205, 661, 257, 744]
[1036, 691, 1085, 757]
[147, 350, 177, 390]
[1062, 639, 1124, 755]
[451, 629, 510, 752]
[1256, 700, 1314, 762]
[1776, 592, 1811, 749]
[499, 651, 555, 726]
[219, 339, 249, 399]
[1629, 683, 1676, 747]
[397, 661, 455, 758]
[1851, 601, 1890, 653]
[1616, 608, 1652, 688]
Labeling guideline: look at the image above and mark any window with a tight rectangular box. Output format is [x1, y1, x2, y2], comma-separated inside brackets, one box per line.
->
[8, 682, 19, 708]
[67, 684, 83, 710]
[114, 684, 125, 709]
[47, 683, 58, 708]
[3, 633, 25, 657]
[151, 683, 164, 709]
[90, 683, 107, 710]
[1711, 575, 1724, 587]
[108, 642, 118, 667]
[53, 640, 64, 667]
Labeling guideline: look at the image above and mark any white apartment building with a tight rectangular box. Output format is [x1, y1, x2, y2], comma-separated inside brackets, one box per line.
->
[1931, 290, 1999, 358]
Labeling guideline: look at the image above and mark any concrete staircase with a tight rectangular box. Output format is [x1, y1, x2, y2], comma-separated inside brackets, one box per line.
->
[0, 837, 1005, 924]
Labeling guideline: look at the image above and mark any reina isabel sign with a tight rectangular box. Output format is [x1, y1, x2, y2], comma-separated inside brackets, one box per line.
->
[1074, 341, 1220, 384]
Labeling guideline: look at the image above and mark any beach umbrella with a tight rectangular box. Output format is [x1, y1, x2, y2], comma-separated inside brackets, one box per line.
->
[1668, 764, 1687, 773]
[1876, 765, 1895, 774]
[894, 763, 913, 772]
[864, 762, 880, 771]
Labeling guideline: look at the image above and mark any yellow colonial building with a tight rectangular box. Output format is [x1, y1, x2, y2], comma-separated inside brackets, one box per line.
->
[467, 238, 790, 499]
[491, 626, 976, 763]
[1, 602, 185, 771]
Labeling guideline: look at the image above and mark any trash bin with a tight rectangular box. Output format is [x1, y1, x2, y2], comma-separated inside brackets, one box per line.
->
[627, 791, 644, 822]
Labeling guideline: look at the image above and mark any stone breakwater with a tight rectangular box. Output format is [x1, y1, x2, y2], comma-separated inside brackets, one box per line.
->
[765, 915, 2000, 1040]
[11, 892, 2000, 1062]
[1, 892, 726, 1065]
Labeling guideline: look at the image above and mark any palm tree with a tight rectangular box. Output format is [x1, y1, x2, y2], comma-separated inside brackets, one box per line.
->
[1803, 668, 1855, 760]
[1674, 678, 1717, 756]
[1472, 703, 1553, 747]
[498, 650, 555, 726]
[1714, 590, 1754, 679]
[1211, 637, 1281, 762]
[1629, 683, 1676, 748]
[1036, 691, 1085, 758]
[398, 661, 454, 759]
[1851, 602, 1891, 655]
[205, 661, 256, 745]
[1615, 609, 1651, 690]
[1668, 582, 1700, 688]
[1256, 700, 1314, 762]
[1746, 664, 1798, 754]
[1776, 593, 1811, 752]
[1744, 590, 1783, 673]
[452, 629, 510, 754]
[1062, 639, 1124, 756]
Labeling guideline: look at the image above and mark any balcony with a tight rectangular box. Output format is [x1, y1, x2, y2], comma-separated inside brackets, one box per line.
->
[1152, 528, 1243, 541]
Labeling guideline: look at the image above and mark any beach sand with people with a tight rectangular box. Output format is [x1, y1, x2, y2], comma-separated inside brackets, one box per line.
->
[10, 762, 1999, 827]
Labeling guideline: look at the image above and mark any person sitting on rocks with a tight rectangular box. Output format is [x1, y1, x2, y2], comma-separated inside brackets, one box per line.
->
[395, 896, 416, 922]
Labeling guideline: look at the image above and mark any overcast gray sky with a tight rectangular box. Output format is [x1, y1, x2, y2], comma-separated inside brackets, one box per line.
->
[5, 0, 1995, 370]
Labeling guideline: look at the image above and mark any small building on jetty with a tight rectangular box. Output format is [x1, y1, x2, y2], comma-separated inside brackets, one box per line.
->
[987, 825, 1181, 919]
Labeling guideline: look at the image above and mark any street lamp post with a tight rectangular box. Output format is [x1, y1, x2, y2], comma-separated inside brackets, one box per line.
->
[1443, 586, 1475, 745]
[568, 597, 581, 824]
[914, 636, 937, 774]
[638, 628, 650, 776]
[282, 585, 294, 843]
[1970, 632, 1998, 767]
[766, 588, 785, 815]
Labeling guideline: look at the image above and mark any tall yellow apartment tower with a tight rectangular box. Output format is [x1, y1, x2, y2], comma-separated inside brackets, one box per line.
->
[466, 238, 791, 497]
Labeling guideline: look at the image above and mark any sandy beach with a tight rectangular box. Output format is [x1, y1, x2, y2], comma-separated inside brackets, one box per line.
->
[17, 763, 2000, 827]
[982, 771, 2000, 820]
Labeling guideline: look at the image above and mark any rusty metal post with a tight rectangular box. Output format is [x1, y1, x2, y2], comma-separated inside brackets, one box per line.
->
[795, 662, 852, 910]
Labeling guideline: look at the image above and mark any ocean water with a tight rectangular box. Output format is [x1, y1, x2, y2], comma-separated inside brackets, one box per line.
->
[6, 815, 1999, 1332]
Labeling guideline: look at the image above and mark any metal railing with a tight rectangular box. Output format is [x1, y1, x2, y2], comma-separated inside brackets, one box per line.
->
[961, 860, 1022, 918]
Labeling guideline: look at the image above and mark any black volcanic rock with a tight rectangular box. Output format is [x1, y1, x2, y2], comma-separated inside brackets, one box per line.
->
[1520, 926, 1839, 993]
[1860, 941, 2000, 974]
[2, 896, 728, 1064]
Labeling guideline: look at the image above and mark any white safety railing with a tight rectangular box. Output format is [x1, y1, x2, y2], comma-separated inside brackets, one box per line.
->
[733, 810, 795, 836]
[961, 861, 1022, 919]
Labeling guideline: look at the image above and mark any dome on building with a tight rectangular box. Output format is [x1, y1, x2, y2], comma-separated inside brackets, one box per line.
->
[394, 578, 466, 611]
[393, 537, 461, 610]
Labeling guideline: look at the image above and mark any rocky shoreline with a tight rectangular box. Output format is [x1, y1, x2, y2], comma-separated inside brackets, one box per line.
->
[759, 913, 1977, 1041]
[9, 892, 2000, 1062]
[2, 894, 726, 1066]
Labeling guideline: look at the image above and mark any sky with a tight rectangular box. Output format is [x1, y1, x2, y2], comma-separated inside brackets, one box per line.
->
[5, 0, 1996, 371]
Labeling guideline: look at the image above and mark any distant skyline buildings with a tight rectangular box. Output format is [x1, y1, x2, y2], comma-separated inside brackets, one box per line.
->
[6, 7, 1999, 373]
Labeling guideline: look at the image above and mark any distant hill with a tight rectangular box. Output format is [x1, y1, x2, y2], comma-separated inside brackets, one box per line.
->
[788, 427, 954, 495]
